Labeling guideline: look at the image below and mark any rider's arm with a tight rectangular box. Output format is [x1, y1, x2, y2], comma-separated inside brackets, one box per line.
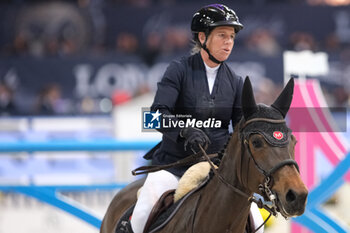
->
[151, 60, 184, 143]
[231, 76, 244, 128]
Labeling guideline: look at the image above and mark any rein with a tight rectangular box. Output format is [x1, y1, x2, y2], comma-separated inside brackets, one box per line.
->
[199, 145, 271, 233]
[131, 151, 217, 176]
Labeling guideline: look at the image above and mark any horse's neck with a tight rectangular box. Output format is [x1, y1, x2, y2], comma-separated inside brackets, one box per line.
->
[196, 132, 252, 232]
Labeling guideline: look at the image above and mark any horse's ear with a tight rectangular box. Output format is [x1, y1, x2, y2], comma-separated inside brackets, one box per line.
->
[271, 78, 294, 118]
[242, 76, 257, 120]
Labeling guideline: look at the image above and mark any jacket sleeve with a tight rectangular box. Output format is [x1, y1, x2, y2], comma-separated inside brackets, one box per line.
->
[231, 75, 244, 127]
[151, 60, 184, 143]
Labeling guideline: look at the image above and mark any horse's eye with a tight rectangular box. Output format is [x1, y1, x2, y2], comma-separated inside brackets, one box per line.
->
[252, 138, 263, 148]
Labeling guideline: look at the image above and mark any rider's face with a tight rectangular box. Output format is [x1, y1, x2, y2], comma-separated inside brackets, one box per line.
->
[200, 26, 235, 63]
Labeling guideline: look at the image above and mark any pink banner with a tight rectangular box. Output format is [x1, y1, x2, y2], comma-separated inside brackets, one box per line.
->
[288, 79, 349, 233]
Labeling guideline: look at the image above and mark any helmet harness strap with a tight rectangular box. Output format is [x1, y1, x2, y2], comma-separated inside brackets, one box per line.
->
[200, 29, 222, 64]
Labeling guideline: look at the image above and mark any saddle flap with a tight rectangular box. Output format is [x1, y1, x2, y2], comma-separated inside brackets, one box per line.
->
[143, 189, 175, 233]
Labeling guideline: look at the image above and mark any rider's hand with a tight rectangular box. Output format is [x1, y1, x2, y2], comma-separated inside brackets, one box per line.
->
[180, 128, 211, 153]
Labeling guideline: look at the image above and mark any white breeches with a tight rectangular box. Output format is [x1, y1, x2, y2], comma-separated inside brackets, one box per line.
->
[251, 202, 264, 233]
[130, 170, 180, 233]
[130, 169, 264, 233]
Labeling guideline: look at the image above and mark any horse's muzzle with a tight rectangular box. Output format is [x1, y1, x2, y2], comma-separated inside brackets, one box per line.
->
[278, 188, 308, 217]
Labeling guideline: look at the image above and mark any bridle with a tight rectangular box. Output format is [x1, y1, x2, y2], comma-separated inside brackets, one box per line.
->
[241, 118, 299, 213]
[243, 137, 299, 217]
[200, 117, 300, 232]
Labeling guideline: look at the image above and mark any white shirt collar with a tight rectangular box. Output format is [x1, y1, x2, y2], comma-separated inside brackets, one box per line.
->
[204, 63, 220, 73]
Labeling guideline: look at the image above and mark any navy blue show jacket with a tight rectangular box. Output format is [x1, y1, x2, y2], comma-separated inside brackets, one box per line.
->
[149, 52, 243, 177]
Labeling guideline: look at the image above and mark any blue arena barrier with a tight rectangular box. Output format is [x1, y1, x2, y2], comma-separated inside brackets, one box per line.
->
[0, 139, 158, 152]
[293, 152, 350, 233]
[0, 140, 158, 229]
[1, 140, 349, 231]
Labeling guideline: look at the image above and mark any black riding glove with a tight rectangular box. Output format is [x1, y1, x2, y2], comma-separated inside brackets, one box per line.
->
[180, 127, 211, 153]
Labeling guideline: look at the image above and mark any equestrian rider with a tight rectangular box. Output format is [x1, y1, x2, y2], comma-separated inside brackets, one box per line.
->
[131, 4, 264, 233]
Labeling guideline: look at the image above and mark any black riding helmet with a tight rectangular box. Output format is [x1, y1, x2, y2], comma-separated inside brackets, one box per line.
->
[191, 4, 243, 64]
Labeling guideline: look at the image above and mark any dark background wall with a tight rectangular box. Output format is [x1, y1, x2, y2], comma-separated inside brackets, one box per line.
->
[0, 1, 349, 115]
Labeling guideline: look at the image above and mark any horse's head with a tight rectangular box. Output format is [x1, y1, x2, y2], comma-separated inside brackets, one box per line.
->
[239, 77, 308, 218]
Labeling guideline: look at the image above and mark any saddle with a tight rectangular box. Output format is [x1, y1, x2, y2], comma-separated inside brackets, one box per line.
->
[115, 162, 214, 233]
[115, 175, 210, 233]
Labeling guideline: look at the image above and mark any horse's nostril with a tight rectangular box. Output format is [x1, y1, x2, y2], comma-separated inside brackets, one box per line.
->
[286, 189, 297, 203]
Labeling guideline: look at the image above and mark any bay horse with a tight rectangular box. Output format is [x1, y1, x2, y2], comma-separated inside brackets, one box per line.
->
[101, 77, 308, 233]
